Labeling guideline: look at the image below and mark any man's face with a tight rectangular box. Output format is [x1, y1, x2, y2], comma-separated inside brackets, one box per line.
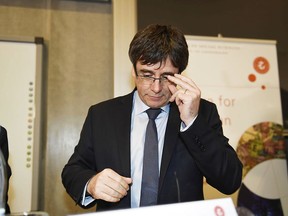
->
[132, 58, 179, 108]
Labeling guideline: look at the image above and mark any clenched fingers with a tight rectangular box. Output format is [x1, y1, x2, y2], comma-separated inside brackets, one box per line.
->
[87, 168, 132, 202]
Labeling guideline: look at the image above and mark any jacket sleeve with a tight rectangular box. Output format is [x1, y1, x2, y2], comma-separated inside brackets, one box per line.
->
[0, 126, 12, 213]
[61, 107, 98, 208]
[179, 100, 243, 194]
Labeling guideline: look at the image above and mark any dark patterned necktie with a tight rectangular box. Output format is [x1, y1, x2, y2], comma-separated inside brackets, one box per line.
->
[140, 108, 161, 206]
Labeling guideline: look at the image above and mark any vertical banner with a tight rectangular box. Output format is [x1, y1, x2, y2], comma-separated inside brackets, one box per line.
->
[0, 38, 43, 212]
[185, 36, 287, 215]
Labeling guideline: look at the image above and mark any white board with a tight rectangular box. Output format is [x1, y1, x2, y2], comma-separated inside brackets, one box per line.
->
[0, 37, 43, 212]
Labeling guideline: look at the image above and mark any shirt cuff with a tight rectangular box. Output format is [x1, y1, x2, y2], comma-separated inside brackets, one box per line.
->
[180, 115, 198, 132]
[81, 180, 95, 206]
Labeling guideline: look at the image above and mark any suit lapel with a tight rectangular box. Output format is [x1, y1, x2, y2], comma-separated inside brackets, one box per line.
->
[159, 103, 181, 190]
[114, 92, 134, 177]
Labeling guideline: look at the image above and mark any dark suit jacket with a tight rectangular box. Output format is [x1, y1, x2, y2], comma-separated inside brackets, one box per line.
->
[62, 91, 242, 211]
[0, 126, 11, 213]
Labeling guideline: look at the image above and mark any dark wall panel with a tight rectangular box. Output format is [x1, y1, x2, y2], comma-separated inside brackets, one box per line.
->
[137, 0, 288, 128]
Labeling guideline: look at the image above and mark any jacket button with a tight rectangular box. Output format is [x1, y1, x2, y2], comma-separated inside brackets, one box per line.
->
[200, 145, 206, 152]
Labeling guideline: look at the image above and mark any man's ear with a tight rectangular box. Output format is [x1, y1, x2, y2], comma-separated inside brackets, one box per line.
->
[131, 67, 136, 78]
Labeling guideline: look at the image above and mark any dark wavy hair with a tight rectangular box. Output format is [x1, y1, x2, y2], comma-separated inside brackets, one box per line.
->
[128, 24, 189, 74]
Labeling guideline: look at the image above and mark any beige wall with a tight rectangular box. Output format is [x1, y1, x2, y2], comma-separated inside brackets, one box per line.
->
[0, 0, 113, 215]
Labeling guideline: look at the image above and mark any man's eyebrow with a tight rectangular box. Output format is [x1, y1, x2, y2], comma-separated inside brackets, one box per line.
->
[139, 69, 154, 73]
[138, 69, 175, 76]
[162, 72, 175, 76]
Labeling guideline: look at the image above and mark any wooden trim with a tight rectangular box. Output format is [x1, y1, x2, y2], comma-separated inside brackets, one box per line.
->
[112, 0, 137, 97]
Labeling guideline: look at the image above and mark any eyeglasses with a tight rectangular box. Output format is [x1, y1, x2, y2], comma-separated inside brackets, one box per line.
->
[136, 73, 172, 85]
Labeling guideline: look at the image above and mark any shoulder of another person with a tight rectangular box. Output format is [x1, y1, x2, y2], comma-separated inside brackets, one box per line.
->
[0, 125, 6, 135]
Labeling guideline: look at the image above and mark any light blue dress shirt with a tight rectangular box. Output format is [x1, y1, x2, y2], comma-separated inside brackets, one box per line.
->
[130, 91, 170, 208]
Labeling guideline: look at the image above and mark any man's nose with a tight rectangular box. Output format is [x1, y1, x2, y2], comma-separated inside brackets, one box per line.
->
[150, 79, 162, 92]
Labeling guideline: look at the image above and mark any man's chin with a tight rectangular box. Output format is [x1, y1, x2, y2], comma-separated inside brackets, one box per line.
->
[146, 100, 169, 109]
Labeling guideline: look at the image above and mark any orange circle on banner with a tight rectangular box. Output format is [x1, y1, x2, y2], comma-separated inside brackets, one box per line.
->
[248, 74, 256, 82]
[253, 57, 270, 74]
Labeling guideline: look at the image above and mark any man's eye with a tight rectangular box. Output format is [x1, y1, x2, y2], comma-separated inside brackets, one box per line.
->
[143, 74, 152, 78]
[161, 75, 168, 80]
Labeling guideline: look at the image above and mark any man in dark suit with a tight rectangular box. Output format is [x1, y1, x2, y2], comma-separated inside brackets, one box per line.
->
[62, 24, 243, 212]
[0, 125, 11, 213]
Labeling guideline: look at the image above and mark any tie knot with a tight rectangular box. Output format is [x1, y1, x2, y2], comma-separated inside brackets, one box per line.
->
[146, 108, 161, 120]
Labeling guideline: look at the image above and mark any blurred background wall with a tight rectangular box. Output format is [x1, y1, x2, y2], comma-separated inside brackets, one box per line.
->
[137, 0, 288, 128]
[0, 0, 112, 215]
